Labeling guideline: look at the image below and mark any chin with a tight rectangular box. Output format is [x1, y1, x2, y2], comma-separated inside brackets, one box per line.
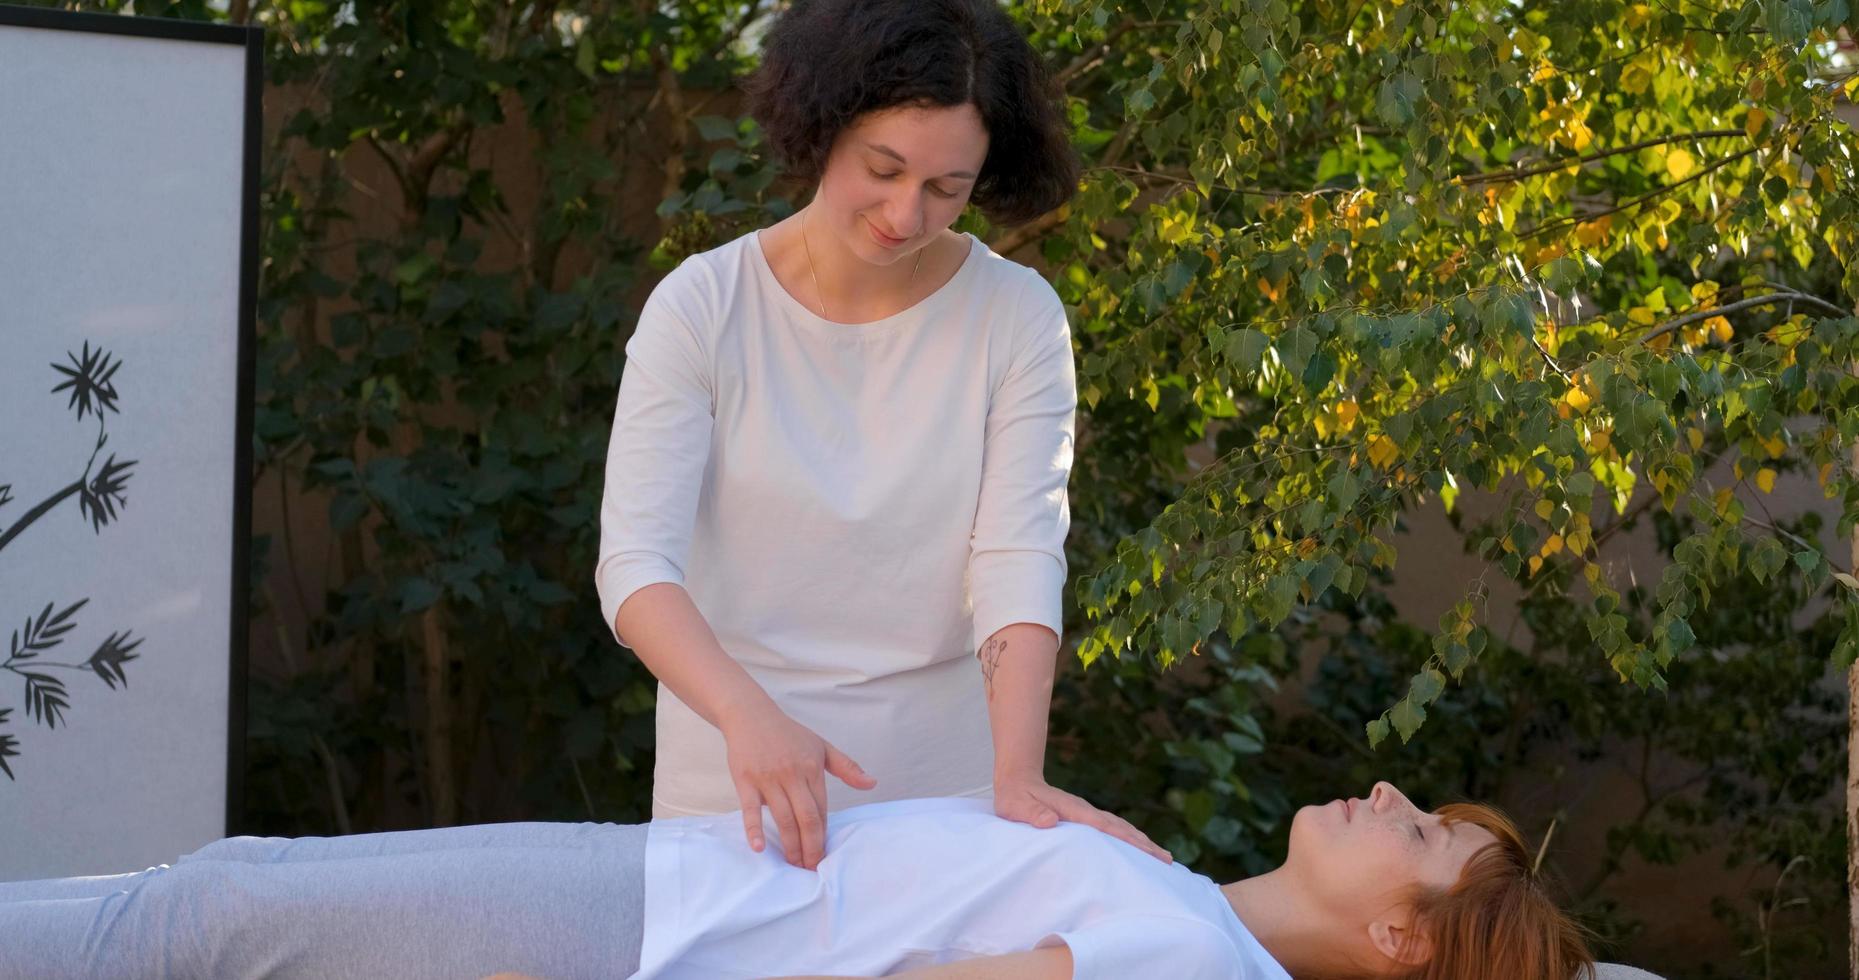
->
[1284, 803, 1335, 856]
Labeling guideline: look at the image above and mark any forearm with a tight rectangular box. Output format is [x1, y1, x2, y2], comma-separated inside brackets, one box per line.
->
[978, 622, 1059, 784]
[614, 582, 777, 734]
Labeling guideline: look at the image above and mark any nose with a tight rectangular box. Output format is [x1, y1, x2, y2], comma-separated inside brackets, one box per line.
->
[1369, 781, 1413, 814]
[882, 192, 925, 241]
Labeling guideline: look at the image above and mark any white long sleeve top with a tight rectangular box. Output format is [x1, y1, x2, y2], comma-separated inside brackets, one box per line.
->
[595, 228, 1076, 818]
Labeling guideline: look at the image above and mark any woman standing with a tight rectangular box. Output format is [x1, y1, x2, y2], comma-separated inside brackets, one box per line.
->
[596, 0, 1167, 870]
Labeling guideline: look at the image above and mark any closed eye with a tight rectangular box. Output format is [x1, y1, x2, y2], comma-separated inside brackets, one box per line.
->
[1414, 823, 1425, 841]
[869, 169, 957, 198]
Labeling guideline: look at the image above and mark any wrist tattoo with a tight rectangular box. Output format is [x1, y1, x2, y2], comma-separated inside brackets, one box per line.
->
[979, 637, 1006, 700]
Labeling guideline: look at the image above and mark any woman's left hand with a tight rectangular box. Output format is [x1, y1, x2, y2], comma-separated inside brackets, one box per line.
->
[992, 775, 1173, 863]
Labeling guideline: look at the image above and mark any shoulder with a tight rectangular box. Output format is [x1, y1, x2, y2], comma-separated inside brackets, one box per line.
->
[959, 238, 1070, 364]
[632, 231, 760, 358]
[644, 232, 744, 321]
[962, 235, 1064, 318]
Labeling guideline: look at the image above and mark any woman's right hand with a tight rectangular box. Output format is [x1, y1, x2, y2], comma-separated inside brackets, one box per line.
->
[719, 702, 876, 870]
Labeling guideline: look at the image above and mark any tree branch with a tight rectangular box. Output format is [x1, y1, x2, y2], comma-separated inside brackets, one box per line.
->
[1457, 129, 1745, 186]
[990, 109, 1157, 258]
[1635, 290, 1850, 346]
[1532, 336, 1574, 382]
[0, 481, 81, 556]
[1087, 164, 1353, 199]
[1521, 146, 1758, 241]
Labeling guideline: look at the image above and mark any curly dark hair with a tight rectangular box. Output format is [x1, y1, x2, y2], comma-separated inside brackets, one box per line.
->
[742, 0, 1080, 226]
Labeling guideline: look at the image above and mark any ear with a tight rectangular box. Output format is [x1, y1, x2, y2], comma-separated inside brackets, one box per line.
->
[1368, 911, 1433, 969]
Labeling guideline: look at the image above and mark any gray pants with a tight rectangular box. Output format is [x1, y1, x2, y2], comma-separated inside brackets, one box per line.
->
[0, 821, 648, 980]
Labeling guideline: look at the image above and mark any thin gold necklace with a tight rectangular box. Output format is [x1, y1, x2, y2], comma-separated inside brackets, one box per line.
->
[801, 207, 922, 321]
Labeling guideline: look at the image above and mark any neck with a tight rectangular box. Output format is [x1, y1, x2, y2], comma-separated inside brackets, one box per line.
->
[798, 201, 927, 316]
[1221, 870, 1364, 978]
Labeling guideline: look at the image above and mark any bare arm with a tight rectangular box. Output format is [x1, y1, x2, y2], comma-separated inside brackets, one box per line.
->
[615, 583, 875, 870]
[769, 944, 1073, 980]
[614, 582, 777, 738]
[981, 622, 1171, 863]
[978, 622, 1060, 787]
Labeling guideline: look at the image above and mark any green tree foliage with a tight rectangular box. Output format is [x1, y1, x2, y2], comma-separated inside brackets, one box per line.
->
[1021, 1, 1857, 972]
[1039, 0, 1858, 735]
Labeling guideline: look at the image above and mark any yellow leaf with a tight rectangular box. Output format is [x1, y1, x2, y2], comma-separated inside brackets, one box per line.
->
[1627, 306, 1657, 325]
[1256, 276, 1281, 303]
[1588, 429, 1612, 454]
[1528, 555, 1544, 576]
[1686, 427, 1704, 451]
[1708, 316, 1733, 342]
[1568, 120, 1593, 152]
[1566, 528, 1591, 553]
[1759, 432, 1786, 458]
[1334, 400, 1360, 433]
[1745, 107, 1767, 140]
[1714, 486, 1735, 516]
[1535, 498, 1555, 520]
[1542, 533, 1565, 557]
[1645, 331, 1673, 352]
[1563, 384, 1592, 415]
[1821, 461, 1835, 487]
[1665, 148, 1696, 182]
[1756, 468, 1777, 493]
[1575, 215, 1613, 248]
[1368, 434, 1400, 470]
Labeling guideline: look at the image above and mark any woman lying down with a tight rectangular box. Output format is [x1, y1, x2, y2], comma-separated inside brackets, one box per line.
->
[0, 781, 1592, 980]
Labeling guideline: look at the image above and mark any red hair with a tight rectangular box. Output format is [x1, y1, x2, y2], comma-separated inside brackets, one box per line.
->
[1393, 802, 1595, 980]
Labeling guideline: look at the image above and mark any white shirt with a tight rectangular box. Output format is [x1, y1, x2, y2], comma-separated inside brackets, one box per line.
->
[595, 229, 1075, 817]
[634, 797, 1290, 980]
